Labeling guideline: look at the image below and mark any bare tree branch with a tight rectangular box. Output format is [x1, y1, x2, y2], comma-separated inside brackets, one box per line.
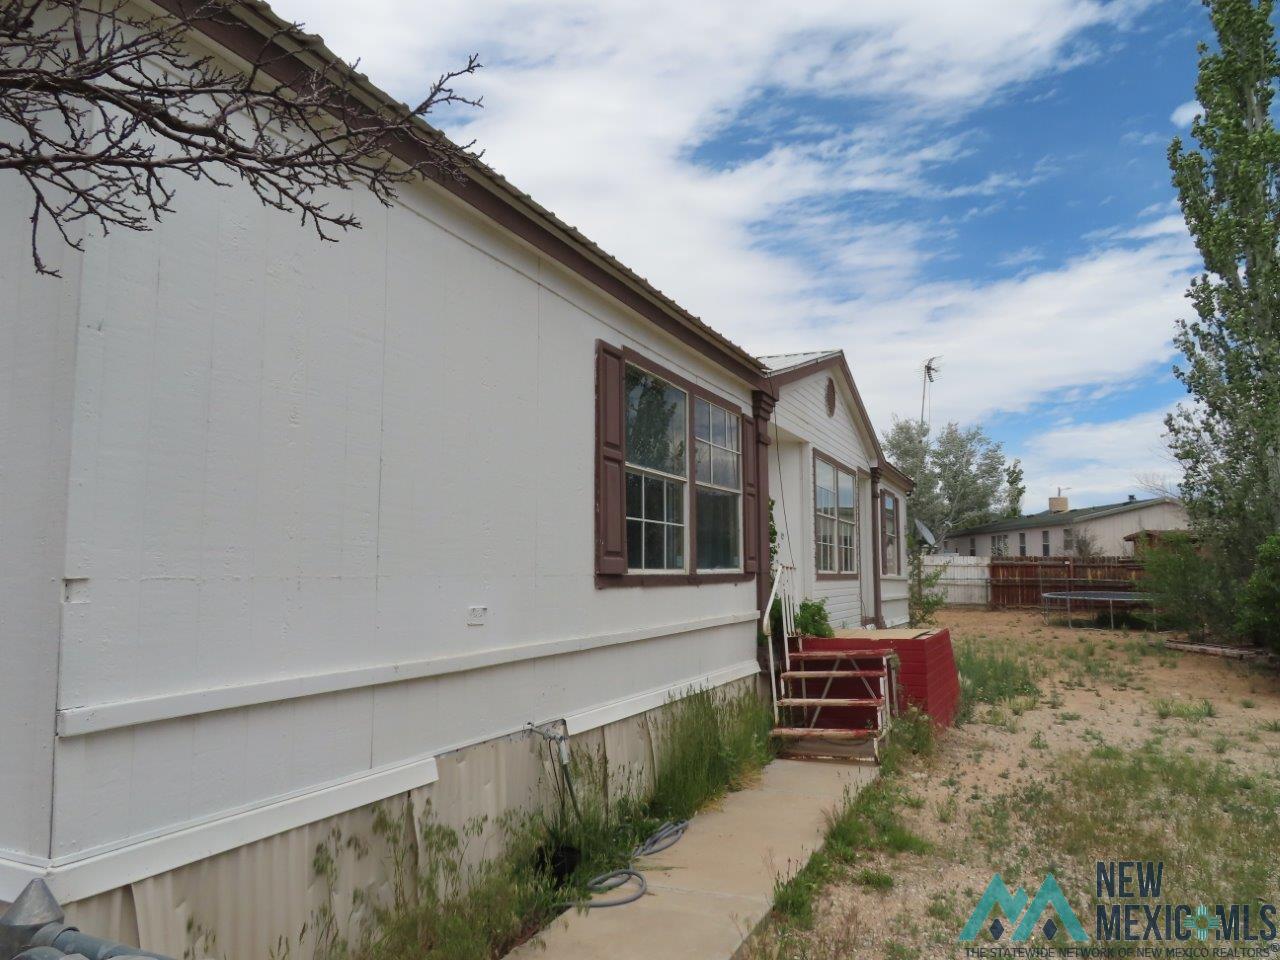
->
[1, 0, 482, 275]
[1133, 472, 1184, 501]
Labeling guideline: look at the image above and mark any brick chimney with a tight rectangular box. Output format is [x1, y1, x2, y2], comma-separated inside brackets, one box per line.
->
[1048, 495, 1069, 513]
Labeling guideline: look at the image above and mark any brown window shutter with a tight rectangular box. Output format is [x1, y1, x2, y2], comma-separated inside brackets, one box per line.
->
[741, 414, 759, 574]
[595, 341, 627, 575]
[880, 492, 889, 571]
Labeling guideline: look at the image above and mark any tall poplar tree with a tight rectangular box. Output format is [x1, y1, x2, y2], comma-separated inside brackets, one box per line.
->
[1167, 0, 1280, 576]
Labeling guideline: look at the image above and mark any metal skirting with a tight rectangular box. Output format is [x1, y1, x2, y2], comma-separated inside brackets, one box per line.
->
[45, 675, 756, 960]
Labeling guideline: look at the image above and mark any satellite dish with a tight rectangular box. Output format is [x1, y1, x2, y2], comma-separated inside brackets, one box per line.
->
[915, 518, 937, 547]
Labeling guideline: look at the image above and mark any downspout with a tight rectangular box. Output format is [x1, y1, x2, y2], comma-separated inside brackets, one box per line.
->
[869, 466, 884, 628]
[752, 389, 777, 616]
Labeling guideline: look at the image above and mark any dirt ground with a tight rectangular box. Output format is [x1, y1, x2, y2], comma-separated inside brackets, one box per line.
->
[750, 608, 1280, 960]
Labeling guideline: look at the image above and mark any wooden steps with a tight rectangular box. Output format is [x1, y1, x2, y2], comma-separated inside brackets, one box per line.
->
[761, 596, 902, 761]
[781, 669, 885, 679]
[771, 727, 877, 740]
[778, 697, 883, 708]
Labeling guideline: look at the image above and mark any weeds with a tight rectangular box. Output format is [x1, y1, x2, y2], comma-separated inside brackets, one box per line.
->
[742, 907, 861, 960]
[770, 712, 935, 929]
[955, 643, 1039, 723]
[935, 794, 957, 824]
[1009, 742, 1280, 906]
[1153, 697, 1215, 721]
[648, 686, 774, 819]
[854, 868, 895, 891]
[260, 686, 774, 960]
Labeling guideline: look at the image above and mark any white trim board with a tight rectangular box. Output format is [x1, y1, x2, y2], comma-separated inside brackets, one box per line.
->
[9, 658, 760, 904]
[0, 754, 439, 904]
[562, 659, 760, 735]
[58, 611, 759, 737]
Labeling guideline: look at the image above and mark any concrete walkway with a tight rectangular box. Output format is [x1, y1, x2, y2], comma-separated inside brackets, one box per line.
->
[507, 759, 877, 960]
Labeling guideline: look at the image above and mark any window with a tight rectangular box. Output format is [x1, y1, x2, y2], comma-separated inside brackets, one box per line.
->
[1063, 527, 1076, 554]
[814, 455, 858, 576]
[595, 342, 755, 584]
[1041, 530, 1050, 557]
[624, 365, 687, 572]
[969, 537, 976, 558]
[1018, 532, 1027, 557]
[882, 491, 900, 575]
[694, 398, 741, 570]
[990, 534, 1009, 557]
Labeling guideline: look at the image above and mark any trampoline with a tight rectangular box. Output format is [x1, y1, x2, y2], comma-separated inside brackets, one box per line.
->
[1041, 590, 1153, 629]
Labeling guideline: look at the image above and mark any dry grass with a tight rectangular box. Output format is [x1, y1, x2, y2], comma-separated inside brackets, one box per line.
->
[743, 608, 1280, 960]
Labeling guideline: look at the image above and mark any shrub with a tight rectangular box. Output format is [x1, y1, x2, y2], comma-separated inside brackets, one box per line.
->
[1237, 533, 1280, 650]
[771, 596, 835, 638]
[908, 551, 947, 626]
[1138, 533, 1239, 642]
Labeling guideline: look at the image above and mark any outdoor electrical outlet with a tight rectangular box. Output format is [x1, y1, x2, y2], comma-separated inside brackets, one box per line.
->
[466, 605, 488, 626]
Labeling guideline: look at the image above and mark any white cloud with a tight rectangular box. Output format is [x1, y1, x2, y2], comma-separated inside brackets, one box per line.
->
[267, 0, 1187, 480]
[996, 245, 1045, 268]
[1122, 129, 1167, 147]
[1171, 99, 1202, 127]
[1017, 405, 1180, 506]
[750, 228, 1196, 429]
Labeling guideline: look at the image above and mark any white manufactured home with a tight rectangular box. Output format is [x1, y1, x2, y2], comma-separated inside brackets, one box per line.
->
[763, 352, 914, 629]
[1, 3, 911, 954]
[940, 496, 1189, 558]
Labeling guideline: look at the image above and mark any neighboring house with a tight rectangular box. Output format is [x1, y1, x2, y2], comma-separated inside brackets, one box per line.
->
[762, 351, 914, 628]
[2, 3, 790, 951]
[940, 496, 1189, 558]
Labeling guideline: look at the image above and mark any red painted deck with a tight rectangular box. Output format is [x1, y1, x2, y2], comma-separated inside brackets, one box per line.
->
[797, 627, 960, 727]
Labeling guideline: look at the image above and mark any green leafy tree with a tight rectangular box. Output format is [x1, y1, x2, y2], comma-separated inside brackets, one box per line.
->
[1003, 459, 1026, 518]
[1167, 0, 1280, 578]
[1238, 532, 1280, 647]
[882, 418, 937, 530]
[883, 418, 1020, 542]
[1139, 534, 1239, 642]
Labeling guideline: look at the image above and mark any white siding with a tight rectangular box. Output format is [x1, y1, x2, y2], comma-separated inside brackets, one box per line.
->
[1079, 502, 1189, 555]
[4, 148, 759, 869]
[768, 372, 880, 629]
[0, 168, 82, 861]
[940, 501, 1190, 558]
[772, 373, 875, 475]
[881, 479, 910, 626]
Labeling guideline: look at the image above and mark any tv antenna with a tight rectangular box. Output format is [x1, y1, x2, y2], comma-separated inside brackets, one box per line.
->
[920, 356, 941, 427]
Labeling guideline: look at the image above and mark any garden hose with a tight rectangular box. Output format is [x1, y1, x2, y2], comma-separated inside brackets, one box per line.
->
[570, 819, 690, 909]
[525, 722, 690, 909]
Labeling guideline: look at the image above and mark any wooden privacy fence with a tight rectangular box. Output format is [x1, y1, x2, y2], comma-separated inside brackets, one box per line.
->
[921, 555, 990, 606]
[988, 556, 1142, 608]
[923, 555, 1145, 608]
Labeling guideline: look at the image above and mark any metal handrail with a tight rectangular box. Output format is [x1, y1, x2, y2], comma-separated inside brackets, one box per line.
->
[761, 562, 797, 723]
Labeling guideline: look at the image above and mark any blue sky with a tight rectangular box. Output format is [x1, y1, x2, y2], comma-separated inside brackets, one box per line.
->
[275, 0, 1211, 508]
